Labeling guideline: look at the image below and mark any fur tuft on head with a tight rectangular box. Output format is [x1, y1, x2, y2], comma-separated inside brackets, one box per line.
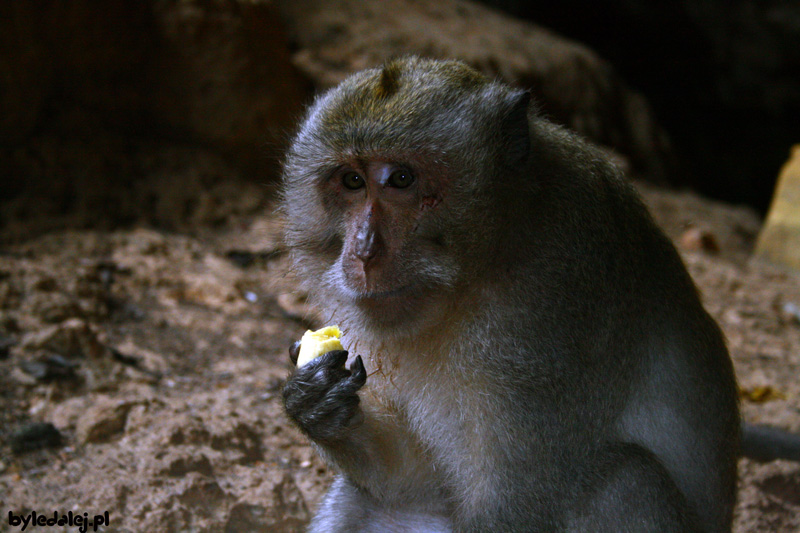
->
[373, 60, 402, 99]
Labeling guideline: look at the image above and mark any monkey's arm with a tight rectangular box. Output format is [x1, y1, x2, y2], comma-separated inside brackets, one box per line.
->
[282, 350, 437, 501]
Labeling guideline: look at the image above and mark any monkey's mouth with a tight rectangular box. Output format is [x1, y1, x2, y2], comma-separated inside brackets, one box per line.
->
[353, 284, 413, 302]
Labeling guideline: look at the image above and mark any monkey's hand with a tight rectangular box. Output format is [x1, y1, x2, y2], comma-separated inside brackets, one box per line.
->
[282, 349, 367, 443]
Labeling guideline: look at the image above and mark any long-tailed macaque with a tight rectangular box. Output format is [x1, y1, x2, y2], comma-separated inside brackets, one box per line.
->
[281, 56, 740, 532]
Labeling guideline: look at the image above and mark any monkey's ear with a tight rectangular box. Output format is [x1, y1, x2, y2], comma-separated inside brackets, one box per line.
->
[501, 90, 531, 164]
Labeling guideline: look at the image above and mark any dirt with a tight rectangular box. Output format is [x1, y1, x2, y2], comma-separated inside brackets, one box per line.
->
[1, 182, 799, 532]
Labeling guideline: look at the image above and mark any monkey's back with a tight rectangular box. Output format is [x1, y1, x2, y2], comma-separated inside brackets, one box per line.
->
[467, 118, 741, 530]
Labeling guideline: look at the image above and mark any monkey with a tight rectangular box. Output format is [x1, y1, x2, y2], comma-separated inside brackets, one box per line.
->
[280, 56, 742, 532]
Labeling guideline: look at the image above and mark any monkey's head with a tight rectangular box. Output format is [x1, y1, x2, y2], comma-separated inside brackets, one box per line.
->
[282, 57, 531, 332]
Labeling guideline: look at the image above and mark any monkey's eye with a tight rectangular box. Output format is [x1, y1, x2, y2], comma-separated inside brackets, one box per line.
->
[388, 169, 414, 189]
[341, 171, 365, 190]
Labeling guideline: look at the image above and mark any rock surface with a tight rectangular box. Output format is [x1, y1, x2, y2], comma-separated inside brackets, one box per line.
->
[756, 145, 800, 272]
[0, 0, 308, 242]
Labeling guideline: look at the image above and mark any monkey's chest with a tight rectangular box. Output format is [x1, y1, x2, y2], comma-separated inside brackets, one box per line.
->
[390, 378, 504, 489]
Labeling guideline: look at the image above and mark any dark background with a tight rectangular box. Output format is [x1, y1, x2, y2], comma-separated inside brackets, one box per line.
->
[1, 0, 798, 243]
[488, 0, 800, 210]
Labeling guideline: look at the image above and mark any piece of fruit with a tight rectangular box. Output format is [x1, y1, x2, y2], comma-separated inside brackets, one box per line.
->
[296, 325, 343, 367]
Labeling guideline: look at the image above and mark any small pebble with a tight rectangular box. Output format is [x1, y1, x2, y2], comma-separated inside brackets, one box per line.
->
[783, 302, 800, 324]
[0, 334, 15, 359]
[19, 354, 78, 382]
[680, 227, 719, 253]
[10, 422, 63, 454]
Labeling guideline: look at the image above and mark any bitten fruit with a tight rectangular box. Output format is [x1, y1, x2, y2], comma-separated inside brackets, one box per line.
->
[296, 325, 343, 367]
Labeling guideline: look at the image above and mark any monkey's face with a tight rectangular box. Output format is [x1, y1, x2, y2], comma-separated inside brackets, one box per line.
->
[327, 157, 457, 303]
[286, 152, 462, 327]
[282, 57, 529, 329]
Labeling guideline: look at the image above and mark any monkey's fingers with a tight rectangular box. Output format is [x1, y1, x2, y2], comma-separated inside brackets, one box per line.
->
[297, 349, 350, 386]
[348, 355, 367, 388]
[286, 349, 348, 392]
[317, 349, 349, 369]
[296, 348, 349, 372]
[308, 393, 362, 441]
[283, 364, 350, 418]
[328, 357, 366, 397]
[288, 340, 302, 365]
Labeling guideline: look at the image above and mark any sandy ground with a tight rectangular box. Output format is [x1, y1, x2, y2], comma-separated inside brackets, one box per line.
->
[1, 182, 799, 532]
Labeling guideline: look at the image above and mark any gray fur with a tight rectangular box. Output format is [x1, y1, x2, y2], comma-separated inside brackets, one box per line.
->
[281, 57, 739, 532]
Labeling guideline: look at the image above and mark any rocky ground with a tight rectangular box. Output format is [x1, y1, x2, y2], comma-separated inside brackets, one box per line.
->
[1, 182, 799, 532]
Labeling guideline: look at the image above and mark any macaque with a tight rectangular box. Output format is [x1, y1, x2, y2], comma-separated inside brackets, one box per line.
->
[281, 56, 740, 532]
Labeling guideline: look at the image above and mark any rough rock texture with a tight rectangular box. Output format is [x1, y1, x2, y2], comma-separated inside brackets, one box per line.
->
[0, 0, 306, 153]
[151, 0, 309, 159]
[1, 185, 799, 531]
[0, 220, 323, 531]
[0, 0, 308, 243]
[0, 0, 152, 146]
[275, 0, 675, 182]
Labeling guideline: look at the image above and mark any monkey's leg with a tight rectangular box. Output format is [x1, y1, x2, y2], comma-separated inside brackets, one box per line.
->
[310, 476, 452, 533]
[565, 443, 704, 533]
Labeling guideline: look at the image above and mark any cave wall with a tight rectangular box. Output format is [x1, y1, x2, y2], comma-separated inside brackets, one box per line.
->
[484, 0, 800, 211]
[0, 0, 310, 241]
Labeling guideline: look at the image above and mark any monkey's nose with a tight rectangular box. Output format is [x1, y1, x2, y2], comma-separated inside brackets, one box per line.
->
[354, 227, 380, 263]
